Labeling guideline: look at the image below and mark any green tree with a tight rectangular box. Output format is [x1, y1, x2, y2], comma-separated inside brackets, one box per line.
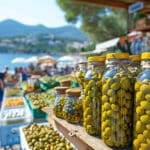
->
[57, 0, 130, 42]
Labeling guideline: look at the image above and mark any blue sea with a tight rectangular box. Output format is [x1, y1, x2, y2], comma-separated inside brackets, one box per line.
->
[0, 53, 60, 73]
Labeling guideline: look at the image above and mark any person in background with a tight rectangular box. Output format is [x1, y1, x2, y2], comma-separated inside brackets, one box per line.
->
[0, 73, 5, 107]
[3, 66, 9, 76]
[130, 13, 147, 54]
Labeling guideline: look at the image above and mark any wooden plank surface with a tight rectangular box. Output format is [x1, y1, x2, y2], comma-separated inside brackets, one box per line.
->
[42, 107, 112, 150]
[71, 0, 128, 9]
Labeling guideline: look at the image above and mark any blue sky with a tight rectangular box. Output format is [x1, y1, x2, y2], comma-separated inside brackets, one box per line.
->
[0, 0, 69, 27]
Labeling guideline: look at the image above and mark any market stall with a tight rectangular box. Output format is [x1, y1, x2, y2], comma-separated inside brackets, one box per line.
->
[0, 88, 33, 148]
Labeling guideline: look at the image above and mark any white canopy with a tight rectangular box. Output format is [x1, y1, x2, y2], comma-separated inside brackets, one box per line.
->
[11, 57, 26, 63]
[26, 56, 38, 63]
[94, 38, 119, 53]
[57, 55, 79, 67]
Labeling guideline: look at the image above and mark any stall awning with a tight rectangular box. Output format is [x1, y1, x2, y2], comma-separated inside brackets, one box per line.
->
[94, 38, 119, 53]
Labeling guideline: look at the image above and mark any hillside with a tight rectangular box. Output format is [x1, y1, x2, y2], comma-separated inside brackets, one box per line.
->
[0, 19, 88, 41]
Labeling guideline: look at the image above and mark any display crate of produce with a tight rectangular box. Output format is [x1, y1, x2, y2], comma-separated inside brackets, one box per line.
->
[4, 97, 25, 108]
[0, 97, 33, 147]
[39, 77, 60, 91]
[0, 107, 29, 125]
[5, 88, 23, 97]
[0, 98, 33, 126]
[23, 94, 31, 108]
[28, 100, 47, 119]
[24, 91, 54, 109]
[19, 123, 77, 150]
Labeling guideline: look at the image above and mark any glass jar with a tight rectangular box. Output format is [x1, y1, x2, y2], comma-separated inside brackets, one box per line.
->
[83, 56, 105, 135]
[133, 52, 150, 150]
[75, 62, 87, 89]
[102, 53, 133, 148]
[63, 88, 82, 123]
[129, 55, 141, 77]
[141, 33, 150, 53]
[53, 87, 68, 118]
[60, 80, 71, 87]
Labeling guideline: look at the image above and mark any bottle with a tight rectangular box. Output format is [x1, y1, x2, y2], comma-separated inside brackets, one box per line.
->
[53, 87, 68, 118]
[75, 62, 87, 89]
[63, 88, 82, 123]
[133, 52, 150, 150]
[83, 56, 105, 135]
[102, 53, 133, 148]
[129, 55, 141, 77]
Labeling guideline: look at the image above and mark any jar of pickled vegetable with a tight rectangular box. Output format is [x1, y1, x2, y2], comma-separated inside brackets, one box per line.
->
[83, 56, 105, 135]
[133, 52, 150, 150]
[53, 87, 68, 118]
[60, 80, 72, 87]
[75, 62, 87, 89]
[102, 53, 133, 148]
[141, 34, 150, 53]
[63, 88, 82, 123]
[129, 55, 141, 77]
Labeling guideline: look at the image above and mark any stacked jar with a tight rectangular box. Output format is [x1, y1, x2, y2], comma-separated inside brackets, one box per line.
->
[60, 80, 72, 87]
[75, 62, 87, 89]
[53, 87, 68, 118]
[129, 55, 141, 77]
[102, 53, 133, 148]
[63, 88, 82, 123]
[83, 56, 105, 135]
[133, 52, 150, 150]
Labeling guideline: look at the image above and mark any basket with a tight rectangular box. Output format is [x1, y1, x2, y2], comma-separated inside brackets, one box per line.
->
[28, 101, 47, 119]
[39, 80, 60, 91]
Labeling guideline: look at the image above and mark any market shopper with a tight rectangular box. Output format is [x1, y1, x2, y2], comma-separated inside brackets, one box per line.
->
[130, 13, 149, 54]
[0, 73, 5, 108]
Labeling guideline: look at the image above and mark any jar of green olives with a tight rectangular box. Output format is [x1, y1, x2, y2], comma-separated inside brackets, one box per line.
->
[75, 62, 87, 89]
[83, 56, 105, 135]
[129, 55, 141, 77]
[60, 80, 72, 87]
[63, 88, 82, 123]
[53, 86, 68, 118]
[102, 53, 133, 148]
[133, 52, 150, 150]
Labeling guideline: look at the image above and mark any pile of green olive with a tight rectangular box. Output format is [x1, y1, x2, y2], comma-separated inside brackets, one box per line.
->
[23, 123, 74, 150]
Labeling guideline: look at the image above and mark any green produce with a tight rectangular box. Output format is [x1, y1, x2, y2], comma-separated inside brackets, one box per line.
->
[26, 92, 52, 108]
[6, 88, 22, 97]
[23, 123, 74, 150]
[39, 76, 60, 90]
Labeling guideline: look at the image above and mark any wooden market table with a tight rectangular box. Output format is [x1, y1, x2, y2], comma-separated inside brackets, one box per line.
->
[42, 107, 131, 150]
